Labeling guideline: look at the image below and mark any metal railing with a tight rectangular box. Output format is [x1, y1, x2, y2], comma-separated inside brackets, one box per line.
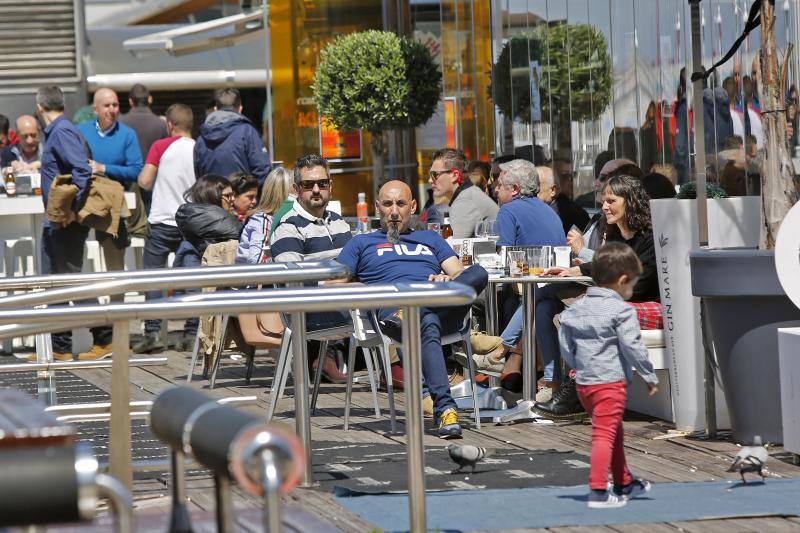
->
[0, 279, 476, 533]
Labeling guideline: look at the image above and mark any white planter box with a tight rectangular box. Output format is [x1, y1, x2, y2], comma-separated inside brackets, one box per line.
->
[650, 197, 760, 430]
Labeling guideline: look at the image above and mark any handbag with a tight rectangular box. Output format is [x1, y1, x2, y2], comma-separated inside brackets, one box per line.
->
[238, 311, 285, 348]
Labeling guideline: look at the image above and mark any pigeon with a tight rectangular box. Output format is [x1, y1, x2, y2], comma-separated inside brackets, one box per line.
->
[447, 444, 492, 474]
[727, 435, 769, 484]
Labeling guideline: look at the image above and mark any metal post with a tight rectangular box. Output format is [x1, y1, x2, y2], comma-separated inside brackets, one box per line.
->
[35, 330, 56, 406]
[169, 450, 192, 533]
[486, 283, 498, 337]
[690, 0, 709, 246]
[214, 475, 234, 533]
[94, 472, 133, 533]
[700, 299, 717, 438]
[109, 320, 132, 491]
[522, 283, 536, 401]
[291, 311, 312, 487]
[261, 0, 275, 164]
[260, 448, 282, 533]
[402, 306, 426, 533]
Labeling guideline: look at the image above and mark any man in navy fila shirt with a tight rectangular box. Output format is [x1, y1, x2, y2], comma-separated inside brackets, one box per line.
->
[337, 180, 488, 439]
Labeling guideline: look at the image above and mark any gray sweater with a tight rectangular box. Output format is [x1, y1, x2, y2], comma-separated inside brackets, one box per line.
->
[449, 185, 499, 238]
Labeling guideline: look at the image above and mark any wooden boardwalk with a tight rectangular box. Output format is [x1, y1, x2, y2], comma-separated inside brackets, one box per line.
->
[61, 338, 800, 533]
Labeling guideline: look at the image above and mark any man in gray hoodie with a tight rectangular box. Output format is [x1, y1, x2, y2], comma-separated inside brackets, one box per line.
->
[193, 88, 271, 182]
[428, 148, 498, 238]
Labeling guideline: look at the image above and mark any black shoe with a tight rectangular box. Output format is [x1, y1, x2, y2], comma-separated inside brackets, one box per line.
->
[531, 376, 587, 420]
[132, 333, 164, 354]
[379, 315, 403, 343]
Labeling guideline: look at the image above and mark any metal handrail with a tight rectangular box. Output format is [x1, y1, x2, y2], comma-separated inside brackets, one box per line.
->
[0, 280, 475, 533]
[0, 260, 349, 292]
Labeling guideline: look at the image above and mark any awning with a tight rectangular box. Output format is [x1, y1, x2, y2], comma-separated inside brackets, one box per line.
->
[86, 69, 266, 91]
[122, 9, 265, 57]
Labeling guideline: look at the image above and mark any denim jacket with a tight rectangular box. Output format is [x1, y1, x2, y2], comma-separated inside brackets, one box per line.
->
[558, 287, 658, 386]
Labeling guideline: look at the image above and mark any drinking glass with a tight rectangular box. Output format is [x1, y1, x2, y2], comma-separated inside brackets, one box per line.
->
[507, 250, 526, 278]
[427, 222, 441, 235]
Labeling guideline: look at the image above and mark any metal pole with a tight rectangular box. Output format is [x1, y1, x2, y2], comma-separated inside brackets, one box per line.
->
[169, 450, 192, 533]
[109, 320, 133, 491]
[291, 311, 312, 487]
[486, 283, 498, 337]
[214, 475, 234, 533]
[260, 448, 282, 533]
[402, 306, 426, 533]
[690, 0, 709, 246]
[261, 0, 275, 165]
[522, 282, 536, 401]
[94, 472, 133, 533]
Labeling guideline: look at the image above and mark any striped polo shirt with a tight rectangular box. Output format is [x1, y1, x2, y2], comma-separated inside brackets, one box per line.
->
[270, 199, 352, 262]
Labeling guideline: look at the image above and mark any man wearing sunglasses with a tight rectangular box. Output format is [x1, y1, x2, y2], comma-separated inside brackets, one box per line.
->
[427, 148, 498, 238]
[271, 153, 352, 382]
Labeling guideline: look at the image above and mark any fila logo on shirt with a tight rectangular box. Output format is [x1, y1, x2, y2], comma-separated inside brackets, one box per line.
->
[376, 243, 434, 257]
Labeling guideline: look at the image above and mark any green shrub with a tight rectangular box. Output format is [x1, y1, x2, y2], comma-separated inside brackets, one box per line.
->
[676, 181, 728, 199]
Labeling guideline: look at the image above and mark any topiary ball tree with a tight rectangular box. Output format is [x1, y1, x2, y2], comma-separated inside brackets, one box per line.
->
[492, 22, 612, 125]
[313, 30, 442, 185]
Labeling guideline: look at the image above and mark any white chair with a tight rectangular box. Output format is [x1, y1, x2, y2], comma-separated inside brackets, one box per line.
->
[3, 237, 36, 353]
[83, 240, 106, 273]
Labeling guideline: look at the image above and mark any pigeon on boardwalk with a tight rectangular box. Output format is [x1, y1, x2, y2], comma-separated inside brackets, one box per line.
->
[727, 435, 769, 484]
[447, 444, 492, 474]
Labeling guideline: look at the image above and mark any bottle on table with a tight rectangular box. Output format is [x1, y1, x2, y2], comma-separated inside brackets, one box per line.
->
[441, 217, 453, 239]
[4, 171, 16, 198]
[356, 192, 369, 233]
[461, 240, 472, 266]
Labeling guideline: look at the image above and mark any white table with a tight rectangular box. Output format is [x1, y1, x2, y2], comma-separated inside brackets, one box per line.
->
[485, 274, 593, 422]
[0, 192, 136, 275]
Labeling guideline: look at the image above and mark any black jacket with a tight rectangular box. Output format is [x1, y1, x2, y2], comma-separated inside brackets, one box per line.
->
[175, 203, 243, 255]
[551, 193, 590, 236]
[194, 110, 271, 181]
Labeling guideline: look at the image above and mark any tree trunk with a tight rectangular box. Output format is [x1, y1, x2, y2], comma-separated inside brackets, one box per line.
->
[371, 130, 385, 194]
[759, 0, 797, 249]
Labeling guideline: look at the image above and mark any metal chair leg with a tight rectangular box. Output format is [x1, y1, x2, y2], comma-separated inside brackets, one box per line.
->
[209, 315, 230, 389]
[266, 331, 292, 422]
[462, 332, 481, 429]
[310, 340, 328, 414]
[186, 328, 202, 383]
[344, 340, 357, 430]
[363, 347, 380, 418]
[377, 340, 397, 434]
[244, 345, 257, 385]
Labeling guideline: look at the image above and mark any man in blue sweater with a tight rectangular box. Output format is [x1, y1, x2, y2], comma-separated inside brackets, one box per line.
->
[35, 85, 112, 361]
[77, 87, 143, 360]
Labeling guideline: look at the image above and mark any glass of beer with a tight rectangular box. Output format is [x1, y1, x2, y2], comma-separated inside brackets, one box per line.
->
[508, 250, 526, 278]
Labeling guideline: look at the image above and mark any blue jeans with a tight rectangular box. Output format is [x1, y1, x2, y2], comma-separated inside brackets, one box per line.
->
[41, 224, 112, 353]
[535, 284, 566, 382]
[500, 303, 523, 347]
[143, 224, 197, 335]
[170, 240, 202, 335]
[380, 265, 489, 417]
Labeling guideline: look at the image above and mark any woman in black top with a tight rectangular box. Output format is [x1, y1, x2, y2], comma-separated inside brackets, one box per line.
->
[530, 175, 658, 413]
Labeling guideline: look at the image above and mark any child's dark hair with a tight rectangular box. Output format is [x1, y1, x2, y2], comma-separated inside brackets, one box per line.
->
[591, 242, 642, 286]
[228, 172, 259, 195]
[184, 174, 230, 205]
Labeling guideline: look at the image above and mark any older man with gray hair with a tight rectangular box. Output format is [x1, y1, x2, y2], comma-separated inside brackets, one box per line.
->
[494, 159, 565, 248]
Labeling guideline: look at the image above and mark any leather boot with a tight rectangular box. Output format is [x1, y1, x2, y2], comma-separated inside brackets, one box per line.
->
[532, 375, 587, 420]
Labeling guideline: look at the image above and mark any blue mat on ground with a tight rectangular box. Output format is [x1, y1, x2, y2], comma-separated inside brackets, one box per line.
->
[333, 477, 800, 531]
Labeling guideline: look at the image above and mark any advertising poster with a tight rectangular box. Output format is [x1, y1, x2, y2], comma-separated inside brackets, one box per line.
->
[319, 117, 362, 161]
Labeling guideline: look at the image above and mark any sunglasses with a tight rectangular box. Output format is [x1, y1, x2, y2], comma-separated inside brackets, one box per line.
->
[429, 168, 455, 180]
[298, 179, 331, 191]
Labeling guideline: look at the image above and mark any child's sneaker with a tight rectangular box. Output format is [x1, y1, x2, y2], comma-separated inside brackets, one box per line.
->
[587, 489, 627, 509]
[436, 408, 462, 439]
[613, 478, 651, 500]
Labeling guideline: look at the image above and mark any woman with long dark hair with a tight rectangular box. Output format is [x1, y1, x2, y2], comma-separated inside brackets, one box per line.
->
[531, 175, 659, 418]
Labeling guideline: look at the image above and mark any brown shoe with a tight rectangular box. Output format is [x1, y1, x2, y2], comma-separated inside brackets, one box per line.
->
[470, 332, 503, 354]
[77, 344, 113, 361]
[312, 354, 347, 384]
[422, 395, 434, 418]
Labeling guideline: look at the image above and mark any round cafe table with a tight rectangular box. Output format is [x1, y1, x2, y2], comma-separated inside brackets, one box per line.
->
[485, 273, 593, 422]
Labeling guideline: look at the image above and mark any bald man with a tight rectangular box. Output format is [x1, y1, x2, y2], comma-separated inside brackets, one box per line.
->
[337, 180, 489, 439]
[77, 87, 143, 360]
[0, 115, 41, 172]
[537, 165, 589, 235]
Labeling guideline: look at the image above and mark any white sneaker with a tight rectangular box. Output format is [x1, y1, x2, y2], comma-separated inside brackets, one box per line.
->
[535, 386, 553, 403]
[587, 490, 627, 509]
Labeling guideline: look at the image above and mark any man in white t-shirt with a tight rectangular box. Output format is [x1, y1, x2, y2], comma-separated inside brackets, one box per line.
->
[134, 103, 197, 353]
